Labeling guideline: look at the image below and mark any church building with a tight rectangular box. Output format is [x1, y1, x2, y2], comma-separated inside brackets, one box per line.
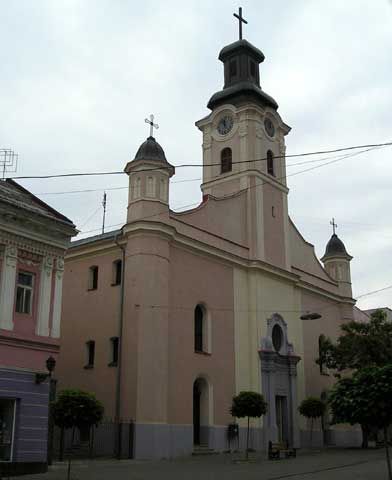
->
[56, 21, 361, 458]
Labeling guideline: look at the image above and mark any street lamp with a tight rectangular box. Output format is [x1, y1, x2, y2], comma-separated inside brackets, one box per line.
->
[35, 356, 56, 384]
[300, 312, 322, 320]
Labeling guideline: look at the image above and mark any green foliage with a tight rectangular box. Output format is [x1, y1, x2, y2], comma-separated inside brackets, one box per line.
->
[51, 389, 104, 430]
[298, 397, 326, 419]
[329, 365, 392, 429]
[231, 391, 267, 459]
[231, 391, 268, 419]
[317, 309, 392, 372]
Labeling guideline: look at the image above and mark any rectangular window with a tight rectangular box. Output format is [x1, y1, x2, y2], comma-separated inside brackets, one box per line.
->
[88, 266, 98, 290]
[109, 337, 119, 366]
[250, 60, 256, 78]
[229, 59, 237, 77]
[15, 272, 34, 314]
[0, 399, 16, 461]
[112, 260, 122, 286]
[85, 340, 95, 368]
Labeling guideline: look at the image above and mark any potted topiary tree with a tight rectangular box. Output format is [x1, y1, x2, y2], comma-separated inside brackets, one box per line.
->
[298, 397, 326, 448]
[230, 391, 268, 460]
[51, 389, 104, 479]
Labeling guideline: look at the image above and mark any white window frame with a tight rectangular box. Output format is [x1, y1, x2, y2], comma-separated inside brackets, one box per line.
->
[15, 271, 34, 314]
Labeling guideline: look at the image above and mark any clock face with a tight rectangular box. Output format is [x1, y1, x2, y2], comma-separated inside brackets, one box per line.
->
[217, 115, 234, 135]
[264, 117, 275, 137]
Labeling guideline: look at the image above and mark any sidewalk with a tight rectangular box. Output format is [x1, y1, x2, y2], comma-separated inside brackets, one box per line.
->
[17, 448, 386, 480]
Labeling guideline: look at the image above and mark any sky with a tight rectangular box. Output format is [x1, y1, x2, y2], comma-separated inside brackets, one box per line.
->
[1, 0, 391, 310]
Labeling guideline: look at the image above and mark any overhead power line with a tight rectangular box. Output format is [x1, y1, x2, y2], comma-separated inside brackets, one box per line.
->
[75, 145, 381, 236]
[10, 140, 392, 180]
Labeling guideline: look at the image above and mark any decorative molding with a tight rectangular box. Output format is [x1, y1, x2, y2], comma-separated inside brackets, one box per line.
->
[0, 245, 18, 330]
[0, 229, 65, 258]
[0, 334, 60, 353]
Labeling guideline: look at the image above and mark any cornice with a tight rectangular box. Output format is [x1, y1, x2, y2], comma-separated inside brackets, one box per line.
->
[294, 278, 356, 305]
[201, 169, 289, 195]
[0, 334, 60, 353]
[196, 103, 291, 135]
[64, 219, 354, 305]
[0, 227, 66, 257]
[0, 203, 76, 243]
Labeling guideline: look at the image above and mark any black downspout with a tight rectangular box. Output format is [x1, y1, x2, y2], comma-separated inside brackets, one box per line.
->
[114, 232, 126, 459]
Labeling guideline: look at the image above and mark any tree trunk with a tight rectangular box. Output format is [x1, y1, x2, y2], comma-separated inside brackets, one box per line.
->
[384, 427, 392, 480]
[361, 424, 369, 449]
[246, 417, 250, 460]
[310, 418, 313, 448]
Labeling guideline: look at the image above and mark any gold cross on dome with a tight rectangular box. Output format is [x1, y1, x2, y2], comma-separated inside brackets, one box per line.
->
[144, 114, 159, 138]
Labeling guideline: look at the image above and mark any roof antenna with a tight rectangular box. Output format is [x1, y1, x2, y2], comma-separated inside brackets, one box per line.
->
[0, 148, 18, 179]
[102, 191, 107, 234]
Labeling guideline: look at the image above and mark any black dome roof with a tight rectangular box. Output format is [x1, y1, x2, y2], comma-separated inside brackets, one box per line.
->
[323, 234, 350, 259]
[134, 136, 167, 163]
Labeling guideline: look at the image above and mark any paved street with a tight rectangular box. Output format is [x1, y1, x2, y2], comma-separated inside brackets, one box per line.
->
[15, 448, 388, 480]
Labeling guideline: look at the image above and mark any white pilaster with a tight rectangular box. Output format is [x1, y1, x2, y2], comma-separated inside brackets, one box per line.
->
[0, 245, 18, 330]
[36, 256, 54, 337]
[51, 258, 64, 338]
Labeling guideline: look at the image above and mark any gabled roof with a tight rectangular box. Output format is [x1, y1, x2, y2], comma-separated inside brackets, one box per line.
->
[0, 179, 75, 227]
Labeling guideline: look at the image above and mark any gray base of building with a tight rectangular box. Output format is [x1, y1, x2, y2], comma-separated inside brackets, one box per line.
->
[132, 424, 266, 459]
[0, 462, 47, 477]
[299, 428, 363, 449]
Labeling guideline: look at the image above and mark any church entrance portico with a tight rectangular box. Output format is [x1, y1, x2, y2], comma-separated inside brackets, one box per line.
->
[259, 314, 301, 448]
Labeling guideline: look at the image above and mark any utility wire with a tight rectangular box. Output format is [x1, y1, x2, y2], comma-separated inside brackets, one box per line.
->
[75, 146, 380, 236]
[356, 284, 392, 299]
[35, 177, 203, 196]
[10, 140, 392, 180]
[105, 282, 392, 314]
[33, 143, 386, 198]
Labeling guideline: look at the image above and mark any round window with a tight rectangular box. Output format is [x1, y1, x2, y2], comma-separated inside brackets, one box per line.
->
[272, 325, 283, 352]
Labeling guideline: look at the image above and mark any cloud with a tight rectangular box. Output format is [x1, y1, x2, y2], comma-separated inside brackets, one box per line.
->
[1, 0, 391, 309]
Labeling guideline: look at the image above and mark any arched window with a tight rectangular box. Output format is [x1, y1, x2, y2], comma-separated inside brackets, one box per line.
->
[194, 305, 204, 352]
[267, 150, 275, 176]
[88, 266, 98, 291]
[221, 148, 232, 174]
[272, 324, 283, 352]
[134, 177, 141, 199]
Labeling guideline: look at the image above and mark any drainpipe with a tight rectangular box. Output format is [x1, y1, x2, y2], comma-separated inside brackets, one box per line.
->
[114, 230, 126, 459]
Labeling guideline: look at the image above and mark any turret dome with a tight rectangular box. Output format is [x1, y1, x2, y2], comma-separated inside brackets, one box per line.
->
[134, 136, 167, 163]
[322, 234, 352, 260]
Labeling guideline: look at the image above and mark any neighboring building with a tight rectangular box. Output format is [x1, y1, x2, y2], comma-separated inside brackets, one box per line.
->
[57, 35, 360, 459]
[0, 179, 76, 475]
[364, 307, 392, 322]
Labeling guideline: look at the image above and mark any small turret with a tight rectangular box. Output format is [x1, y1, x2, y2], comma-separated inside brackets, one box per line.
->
[124, 132, 175, 224]
[321, 225, 353, 298]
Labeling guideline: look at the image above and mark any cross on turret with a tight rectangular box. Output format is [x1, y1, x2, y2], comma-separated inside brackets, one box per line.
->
[330, 218, 338, 235]
[145, 114, 159, 138]
[233, 7, 248, 40]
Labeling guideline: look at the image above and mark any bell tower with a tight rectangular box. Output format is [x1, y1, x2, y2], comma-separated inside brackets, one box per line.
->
[196, 12, 291, 269]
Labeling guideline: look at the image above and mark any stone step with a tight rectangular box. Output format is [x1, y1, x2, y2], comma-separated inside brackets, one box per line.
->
[192, 445, 217, 456]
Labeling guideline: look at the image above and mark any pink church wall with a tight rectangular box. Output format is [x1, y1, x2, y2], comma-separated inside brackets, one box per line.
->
[263, 182, 286, 268]
[58, 234, 236, 428]
[167, 246, 235, 426]
[301, 291, 350, 397]
[56, 249, 123, 417]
